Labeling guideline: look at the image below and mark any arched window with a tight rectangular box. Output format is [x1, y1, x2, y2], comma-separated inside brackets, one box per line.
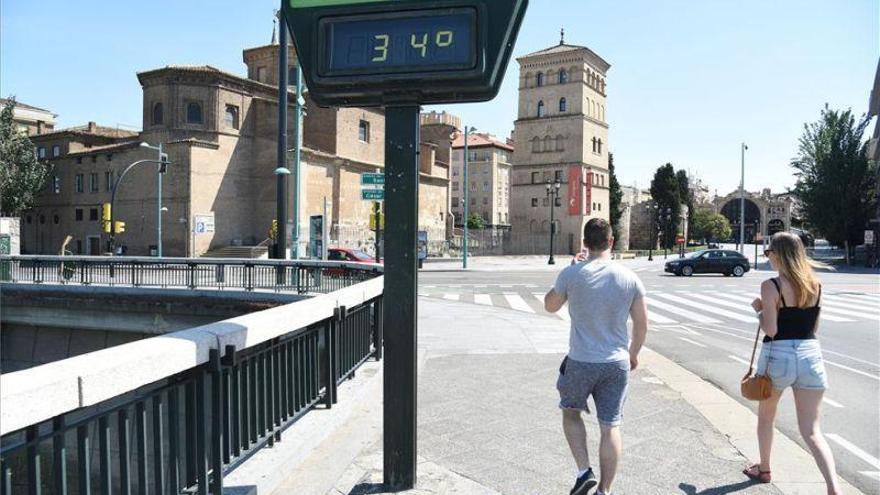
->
[536, 72, 544, 87]
[186, 102, 203, 124]
[537, 100, 545, 118]
[559, 97, 567, 113]
[559, 69, 568, 84]
[556, 134, 565, 151]
[543, 136, 553, 151]
[597, 139, 603, 154]
[531, 137, 541, 153]
[600, 105, 605, 121]
[151, 102, 164, 125]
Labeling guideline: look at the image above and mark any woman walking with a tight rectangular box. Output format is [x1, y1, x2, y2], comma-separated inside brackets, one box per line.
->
[743, 232, 841, 494]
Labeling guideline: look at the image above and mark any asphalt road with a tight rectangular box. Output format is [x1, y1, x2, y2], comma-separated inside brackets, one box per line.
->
[419, 250, 880, 494]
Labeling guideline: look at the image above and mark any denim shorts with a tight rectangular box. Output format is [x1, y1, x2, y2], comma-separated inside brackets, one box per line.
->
[556, 357, 629, 426]
[756, 339, 828, 391]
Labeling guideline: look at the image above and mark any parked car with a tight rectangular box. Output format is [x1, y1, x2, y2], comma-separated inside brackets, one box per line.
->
[665, 249, 750, 277]
[327, 247, 379, 263]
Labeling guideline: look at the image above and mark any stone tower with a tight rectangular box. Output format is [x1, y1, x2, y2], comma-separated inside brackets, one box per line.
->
[509, 33, 611, 254]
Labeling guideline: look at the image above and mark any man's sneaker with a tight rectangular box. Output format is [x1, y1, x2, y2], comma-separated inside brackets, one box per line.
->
[569, 468, 598, 495]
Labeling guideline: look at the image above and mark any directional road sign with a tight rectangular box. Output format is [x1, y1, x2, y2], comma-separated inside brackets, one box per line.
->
[361, 189, 385, 200]
[361, 173, 385, 186]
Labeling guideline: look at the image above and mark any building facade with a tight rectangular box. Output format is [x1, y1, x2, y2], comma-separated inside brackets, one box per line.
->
[509, 36, 612, 254]
[714, 188, 795, 244]
[450, 132, 513, 230]
[20, 41, 449, 257]
[0, 98, 56, 137]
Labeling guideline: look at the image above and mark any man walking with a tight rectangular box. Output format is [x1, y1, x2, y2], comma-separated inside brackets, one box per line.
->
[544, 218, 649, 495]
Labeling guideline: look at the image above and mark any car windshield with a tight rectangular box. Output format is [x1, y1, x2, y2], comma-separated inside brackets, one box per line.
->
[350, 250, 373, 261]
[685, 250, 707, 259]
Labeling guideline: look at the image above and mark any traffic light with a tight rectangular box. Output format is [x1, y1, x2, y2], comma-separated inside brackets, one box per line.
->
[103, 220, 111, 234]
[113, 221, 126, 234]
[159, 155, 169, 174]
[102, 203, 111, 221]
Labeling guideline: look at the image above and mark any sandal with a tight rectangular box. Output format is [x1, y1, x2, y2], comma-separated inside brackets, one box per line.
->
[743, 464, 771, 483]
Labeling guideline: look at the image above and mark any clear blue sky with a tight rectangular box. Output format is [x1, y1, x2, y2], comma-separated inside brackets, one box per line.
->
[2, 0, 877, 194]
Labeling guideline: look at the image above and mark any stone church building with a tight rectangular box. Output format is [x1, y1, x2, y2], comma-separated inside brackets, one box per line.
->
[509, 34, 612, 254]
[21, 41, 452, 257]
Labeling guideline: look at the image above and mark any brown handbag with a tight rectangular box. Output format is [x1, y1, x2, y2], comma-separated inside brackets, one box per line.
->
[741, 324, 772, 401]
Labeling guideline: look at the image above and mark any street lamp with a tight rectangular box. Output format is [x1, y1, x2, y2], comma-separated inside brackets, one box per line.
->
[662, 207, 672, 260]
[754, 218, 760, 270]
[139, 142, 168, 257]
[274, 166, 291, 259]
[739, 142, 748, 254]
[646, 202, 659, 261]
[462, 125, 476, 269]
[109, 143, 169, 256]
[546, 180, 561, 265]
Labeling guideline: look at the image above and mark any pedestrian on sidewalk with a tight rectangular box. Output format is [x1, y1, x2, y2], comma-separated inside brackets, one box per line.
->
[544, 218, 649, 495]
[745, 232, 841, 494]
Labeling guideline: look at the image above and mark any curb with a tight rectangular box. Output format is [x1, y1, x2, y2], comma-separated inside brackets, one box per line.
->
[641, 347, 865, 495]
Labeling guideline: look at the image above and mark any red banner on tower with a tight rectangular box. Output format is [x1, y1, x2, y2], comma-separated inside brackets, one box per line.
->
[568, 165, 582, 216]
[585, 171, 593, 215]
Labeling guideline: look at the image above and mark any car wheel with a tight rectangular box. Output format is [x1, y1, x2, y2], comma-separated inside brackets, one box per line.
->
[733, 265, 745, 277]
[681, 265, 694, 277]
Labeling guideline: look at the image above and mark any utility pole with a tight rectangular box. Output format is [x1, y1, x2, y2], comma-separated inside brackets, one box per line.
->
[739, 142, 748, 254]
[274, 5, 289, 260]
[292, 62, 304, 259]
[374, 200, 382, 261]
[462, 126, 472, 269]
[546, 180, 560, 264]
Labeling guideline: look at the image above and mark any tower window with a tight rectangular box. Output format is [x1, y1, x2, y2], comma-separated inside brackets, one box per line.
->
[559, 97, 567, 113]
[152, 102, 164, 125]
[225, 105, 240, 129]
[186, 102, 203, 124]
[536, 72, 544, 87]
[559, 69, 568, 84]
[358, 120, 370, 142]
[537, 100, 545, 118]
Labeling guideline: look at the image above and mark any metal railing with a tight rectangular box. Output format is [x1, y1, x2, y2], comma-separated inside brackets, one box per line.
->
[0, 255, 382, 294]
[0, 292, 384, 494]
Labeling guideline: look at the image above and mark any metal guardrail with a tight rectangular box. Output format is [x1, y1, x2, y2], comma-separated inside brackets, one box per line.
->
[0, 255, 382, 294]
[0, 287, 384, 494]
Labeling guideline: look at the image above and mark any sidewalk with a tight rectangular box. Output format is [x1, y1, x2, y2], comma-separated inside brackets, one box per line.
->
[273, 297, 863, 495]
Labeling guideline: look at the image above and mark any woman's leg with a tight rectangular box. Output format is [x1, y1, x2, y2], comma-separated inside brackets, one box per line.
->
[757, 387, 785, 471]
[793, 388, 841, 494]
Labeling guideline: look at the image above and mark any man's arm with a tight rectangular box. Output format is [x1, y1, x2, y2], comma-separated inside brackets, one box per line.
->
[544, 288, 567, 313]
[628, 296, 649, 370]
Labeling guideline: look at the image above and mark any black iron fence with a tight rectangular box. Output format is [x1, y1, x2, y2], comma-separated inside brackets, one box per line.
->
[0, 256, 381, 294]
[0, 295, 384, 495]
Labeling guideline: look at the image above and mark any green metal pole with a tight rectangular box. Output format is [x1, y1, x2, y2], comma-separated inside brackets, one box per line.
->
[293, 63, 303, 259]
[463, 126, 469, 269]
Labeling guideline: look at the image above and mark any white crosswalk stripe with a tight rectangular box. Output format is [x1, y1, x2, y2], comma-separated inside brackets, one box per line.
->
[503, 293, 536, 313]
[442, 293, 459, 301]
[645, 297, 721, 324]
[653, 293, 757, 323]
[714, 292, 856, 323]
[473, 294, 492, 306]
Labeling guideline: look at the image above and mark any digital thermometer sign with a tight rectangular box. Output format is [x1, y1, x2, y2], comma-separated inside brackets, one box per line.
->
[321, 10, 476, 76]
[284, 0, 527, 106]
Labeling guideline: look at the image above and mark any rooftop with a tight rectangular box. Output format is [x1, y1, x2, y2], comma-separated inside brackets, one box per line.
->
[0, 98, 55, 115]
[31, 121, 139, 140]
[451, 132, 514, 151]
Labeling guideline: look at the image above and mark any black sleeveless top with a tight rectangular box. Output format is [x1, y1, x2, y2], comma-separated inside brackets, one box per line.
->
[763, 278, 821, 342]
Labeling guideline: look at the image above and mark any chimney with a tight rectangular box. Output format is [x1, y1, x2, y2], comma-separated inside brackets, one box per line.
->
[88, 121, 97, 133]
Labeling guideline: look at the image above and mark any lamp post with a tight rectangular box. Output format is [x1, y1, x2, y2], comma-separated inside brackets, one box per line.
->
[647, 202, 658, 261]
[273, 166, 292, 258]
[739, 142, 748, 254]
[462, 125, 476, 269]
[138, 142, 167, 257]
[663, 207, 672, 260]
[546, 180, 561, 265]
[754, 218, 760, 270]
[109, 143, 169, 256]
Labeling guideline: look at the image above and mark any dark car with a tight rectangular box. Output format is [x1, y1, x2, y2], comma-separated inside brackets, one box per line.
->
[665, 249, 750, 277]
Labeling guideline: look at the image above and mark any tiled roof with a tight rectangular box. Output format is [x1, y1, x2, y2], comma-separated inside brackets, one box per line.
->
[451, 132, 514, 151]
[522, 43, 588, 57]
[35, 123, 138, 139]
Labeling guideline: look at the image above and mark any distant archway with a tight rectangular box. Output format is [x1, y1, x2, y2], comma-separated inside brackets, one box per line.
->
[721, 199, 761, 242]
[767, 219, 785, 236]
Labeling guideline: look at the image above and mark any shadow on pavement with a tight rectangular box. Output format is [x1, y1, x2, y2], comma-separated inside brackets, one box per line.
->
[347, 482, 387, 494]
[679, 480, 758, 494]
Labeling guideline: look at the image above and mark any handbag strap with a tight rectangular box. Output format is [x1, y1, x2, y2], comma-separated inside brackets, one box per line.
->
[747, 323, 762, 372]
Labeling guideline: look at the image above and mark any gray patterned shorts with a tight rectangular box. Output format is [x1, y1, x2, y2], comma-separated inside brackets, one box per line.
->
[556, 357, 630, 427]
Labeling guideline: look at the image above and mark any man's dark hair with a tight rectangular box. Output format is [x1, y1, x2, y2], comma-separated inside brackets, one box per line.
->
[583, 218, 613, 251]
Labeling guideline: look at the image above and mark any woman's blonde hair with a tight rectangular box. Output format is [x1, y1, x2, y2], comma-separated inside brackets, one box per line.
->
[768, 232, 826, 307]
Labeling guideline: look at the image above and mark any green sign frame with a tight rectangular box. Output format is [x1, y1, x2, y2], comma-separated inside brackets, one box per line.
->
[361, 189, 385, 200]
[361, 173, 385, 186]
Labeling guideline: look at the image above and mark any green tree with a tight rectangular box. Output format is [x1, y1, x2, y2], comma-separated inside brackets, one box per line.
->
[675, 169, 694, 240]
[608, 153, 624, 244]
[466, 213, 485, 230]
[691, 208, 732, 242]
[0, 98, 52, 216]
[791, 105, 875, 262]
[649, 163, 682, 249]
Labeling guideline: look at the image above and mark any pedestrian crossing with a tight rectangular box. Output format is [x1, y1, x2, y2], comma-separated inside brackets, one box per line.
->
[419, 287, 880, 326]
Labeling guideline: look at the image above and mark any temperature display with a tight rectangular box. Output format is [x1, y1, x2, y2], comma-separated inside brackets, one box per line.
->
[321, 9, 476, 75]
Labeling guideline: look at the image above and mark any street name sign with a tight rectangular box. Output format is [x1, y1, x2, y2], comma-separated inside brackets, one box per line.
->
[361, 189, 385, 200]
[284, 0, 528, 107]
[361, 173, 385, 186]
